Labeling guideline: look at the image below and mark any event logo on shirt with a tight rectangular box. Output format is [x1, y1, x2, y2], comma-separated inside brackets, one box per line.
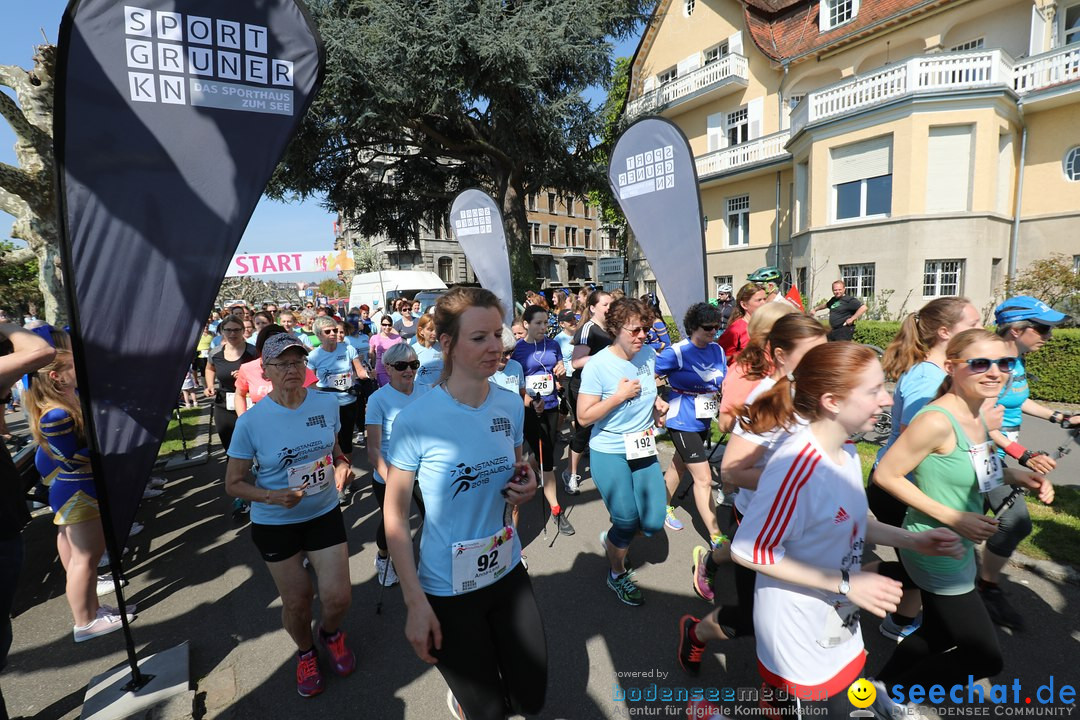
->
[123, 6, 297, 115]
[306, 414, 327, 429]
[489, 417, 512, 438]
[277, 440, 326, 469]
[450, 457, 513, 500]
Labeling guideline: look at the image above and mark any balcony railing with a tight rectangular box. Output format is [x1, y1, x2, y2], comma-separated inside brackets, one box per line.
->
[791, 46, 1080, 134]
[627, 54, 749, 117]
[695, 130, 791, 180]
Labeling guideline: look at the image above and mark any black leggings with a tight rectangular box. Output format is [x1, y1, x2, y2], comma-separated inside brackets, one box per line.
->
[213, 404, 237, 452]
[713, 505, 754, 638]
[523, 407, 559, 469]
[338, 402, 359, 455]
[867, 468, 908, 527]
[426, 565, 547, 720]
[371, 480, 426, 553]
[354, 378, 377, 429]
[567, 375, 592, 455]
[876, 580, 1003, 688]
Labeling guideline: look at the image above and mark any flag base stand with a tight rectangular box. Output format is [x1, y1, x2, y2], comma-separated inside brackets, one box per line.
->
[81, 642, 190, 720]
[161, 451, 208, 471]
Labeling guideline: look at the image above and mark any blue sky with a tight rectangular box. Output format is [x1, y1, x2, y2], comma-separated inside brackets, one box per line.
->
[1, 1, 641, 282]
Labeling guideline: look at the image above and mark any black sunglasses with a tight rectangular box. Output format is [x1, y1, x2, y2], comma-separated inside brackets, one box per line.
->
[698, 325, 718, 333]
[1029, 322, 1052, 336]
[963, 357, 1018, 374]
[381, 322, 393, 327]
[388, 361, 420, 371]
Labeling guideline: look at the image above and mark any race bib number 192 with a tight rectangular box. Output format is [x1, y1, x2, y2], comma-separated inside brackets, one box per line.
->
[623, 427, 658, 460]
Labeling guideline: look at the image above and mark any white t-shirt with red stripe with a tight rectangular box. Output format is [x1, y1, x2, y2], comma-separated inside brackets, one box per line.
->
[731, 426, 868, 698]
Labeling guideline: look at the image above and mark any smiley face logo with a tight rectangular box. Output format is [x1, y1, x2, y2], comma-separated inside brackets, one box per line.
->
[848, 679, 876, 709]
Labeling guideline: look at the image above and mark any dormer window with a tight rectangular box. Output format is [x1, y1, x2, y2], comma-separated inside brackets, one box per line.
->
[820, 0, 858, 31]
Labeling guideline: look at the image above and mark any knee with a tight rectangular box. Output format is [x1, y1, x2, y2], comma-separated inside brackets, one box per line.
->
[321, 587, 352, 617]
[606, 523, 637, 549]
[988, 504, 1032, 556]
[281, 592, 313, 617]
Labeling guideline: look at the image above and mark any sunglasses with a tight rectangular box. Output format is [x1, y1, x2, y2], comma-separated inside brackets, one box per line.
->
[381, 323, 393, 328]
[388, 361, 420, 371]
[963, 357, 1018, 373]
[1028, 323, 1052, 336]
[322, 329, 345, 336]
[698, 325, 718, 333]
[622, 326, 649, 336]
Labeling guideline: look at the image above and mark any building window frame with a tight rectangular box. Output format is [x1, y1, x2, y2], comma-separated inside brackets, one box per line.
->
[658, 66, 678, 86]
[548, 224, 559, 247]
[834, 175, 892, 222]
[923, 259, 965, 297]
[683, 0, 695, 17]
[530, 222, 544, 246]
[527, 193, 538, 212]
[950, 38, 985, 51]
[821, 0, 858, 31]
[547, 192, 557, 214]
[840, 263, 876, 298]
[1063, 3, 1080, 46]
[714, 275, 733, 294]
[584, 228, 592, 249]
[437, 256, 454, 284]
[725, 195, 750, 248]
[566, 197, 575, 217]
[565, 226, 578, 248]
[704, 42, 729, 65]
[1064, 147, 1080, 181]
[727, 107, 748, 146]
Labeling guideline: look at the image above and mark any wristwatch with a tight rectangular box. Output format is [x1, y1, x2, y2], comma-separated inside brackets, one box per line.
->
[838, 569, 850, 596]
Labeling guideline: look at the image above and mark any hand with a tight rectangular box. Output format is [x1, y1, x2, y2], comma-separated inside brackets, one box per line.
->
[1065, 414, 1080, 428]
[1014, 471, 1054, 504]
[980, 399, 1004, 433]
[1022, 452, 1055, 475]
[846, 571, 903, 618]
[911, 527, 965, 559]
[204, 387, 215, 398]
[653, 398, 670, 427]
[615, 378, 641, 403]
[552, 363, 565, 378]
[274, 488, 305, 509]
[404, 600, 442, 664]
[334, 462, 353, 492]
[949, 510, 999, 543]
[231, 370, 240, 379]
[502, 462, 537, 506]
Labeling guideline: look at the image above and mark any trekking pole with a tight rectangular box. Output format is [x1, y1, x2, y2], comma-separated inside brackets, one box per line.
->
[174, 408, 190, 460]
[537, 433, 548, 541]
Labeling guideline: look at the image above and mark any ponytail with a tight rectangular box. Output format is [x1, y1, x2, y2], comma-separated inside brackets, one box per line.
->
[882, 297, 973, 379]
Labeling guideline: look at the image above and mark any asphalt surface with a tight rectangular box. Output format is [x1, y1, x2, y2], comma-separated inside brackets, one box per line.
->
[3, 401, 1079, 720]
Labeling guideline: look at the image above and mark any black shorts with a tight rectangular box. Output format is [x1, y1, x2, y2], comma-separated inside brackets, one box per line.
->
[250, 505, 347, 563]
[670, 428, 711, 464]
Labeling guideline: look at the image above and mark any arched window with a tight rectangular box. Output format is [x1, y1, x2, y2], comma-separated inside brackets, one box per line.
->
[1064, 147, 1080, 182]
[684, 0, 695, 16]
[437, 256, 453, 283]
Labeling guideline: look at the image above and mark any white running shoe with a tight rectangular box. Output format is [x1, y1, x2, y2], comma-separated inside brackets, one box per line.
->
[374, 554, 399, 587]
[73, 607, 134, 643]
[148, 476, 167, 489]
[561, 470, 581, 495]
[95, 575, 129, 597]
[142, 486, 164, 499]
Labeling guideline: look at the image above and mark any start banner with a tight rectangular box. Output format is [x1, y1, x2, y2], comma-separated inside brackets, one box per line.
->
[226, 249, 355, 276]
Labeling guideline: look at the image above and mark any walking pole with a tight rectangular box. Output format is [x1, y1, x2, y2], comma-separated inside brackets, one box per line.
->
[537, 434, 548, 541]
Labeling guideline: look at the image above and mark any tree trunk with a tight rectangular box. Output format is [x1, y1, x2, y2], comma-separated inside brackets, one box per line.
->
[495, 168, 534, 306]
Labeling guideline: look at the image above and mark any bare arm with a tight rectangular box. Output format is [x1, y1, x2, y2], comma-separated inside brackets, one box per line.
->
[224, 457, 303, 507]
[366, 425, 390, 481]
[570, 344, 591, 371]
[576, 379, 639, 427]
[204, 362, 217, 397]
[719, 433, 768, 490]
[0, 324, 55, 388]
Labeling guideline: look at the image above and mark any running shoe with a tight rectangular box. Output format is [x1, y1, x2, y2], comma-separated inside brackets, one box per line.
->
[607, 569, 643, 606]
[554, 512, 576, 536]
[73, 608, 128, 643]
[318, 626, 356, 676]
[561, 470, 581, 495]
[231, 498, 250, 518]
[677, 614, 705, 675]
[691, 546, 715, 602]
[95, 574, 129, 597]
[99, 603, 137, 617]
[879, 612, 922, 642]
[979, 584, 1024, 630]
[142, 486, 164, 499]
[295, 649, 324, 697]
[446, 688, 466, 720]
[98, 547, 128, 569]
[374, 554, 399, 587]
[520, 554, 528, 571]
[338, 487, 350, 507]
[664, 505, 683, 531]
[148, 476, 167, 489]
[129, 521, 144, 537]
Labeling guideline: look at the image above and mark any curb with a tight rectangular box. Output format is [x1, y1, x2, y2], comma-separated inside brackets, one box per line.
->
[1010, 551, 1080, 585]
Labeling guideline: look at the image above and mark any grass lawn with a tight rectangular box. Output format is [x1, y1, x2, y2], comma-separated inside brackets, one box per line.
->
[158, 407, 205, 458]
[855, 441, 1080, 569]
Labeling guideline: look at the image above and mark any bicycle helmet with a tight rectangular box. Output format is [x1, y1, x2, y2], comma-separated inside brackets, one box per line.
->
[747, 266, 782, 284]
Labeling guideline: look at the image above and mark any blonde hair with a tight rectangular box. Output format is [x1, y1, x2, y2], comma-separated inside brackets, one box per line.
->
[433, 287, 505, 381]
[737, 303, 799, 380]
[26, 329, 85, 458]
[882, 297, 973, 379]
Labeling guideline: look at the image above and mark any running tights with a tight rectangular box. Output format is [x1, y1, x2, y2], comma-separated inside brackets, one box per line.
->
[589, 450, 665, 549]
[566, 375, 592, 455]
[523, 408, 559, 469]
[212, 404, 237, 452]
[875, 585, 1003, 688]
[426, 565, 547, 720]
[337, 402, 359, 455]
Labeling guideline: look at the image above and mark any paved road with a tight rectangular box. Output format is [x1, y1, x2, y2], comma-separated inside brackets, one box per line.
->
[3, 404, 1079, 719]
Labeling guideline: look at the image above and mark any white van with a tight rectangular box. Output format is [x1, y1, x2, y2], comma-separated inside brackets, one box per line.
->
[348, 270, 447, 316]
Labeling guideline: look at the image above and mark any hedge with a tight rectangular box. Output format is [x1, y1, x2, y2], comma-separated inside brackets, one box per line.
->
[855, 322, 1080, 404]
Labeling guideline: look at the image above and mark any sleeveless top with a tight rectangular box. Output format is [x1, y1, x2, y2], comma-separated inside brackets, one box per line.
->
[899, 405, 982, 595]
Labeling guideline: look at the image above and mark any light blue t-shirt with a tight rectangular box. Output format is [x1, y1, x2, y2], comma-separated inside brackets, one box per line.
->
[413, 342, 444, 386]
[997, 355, 1027, 428]
[877, 360, 946, 464]
[490, 358, 525, 394]
[366, 382, 431, 483]
[229, 391, 341, 526]
[389, 384, 525, 596]
[578, 345, 658, 454]
[655, 339, 727, 432]
[555, 330, 575, 378]
[307, 343, 359, 406]
[345, 334, 370, 360]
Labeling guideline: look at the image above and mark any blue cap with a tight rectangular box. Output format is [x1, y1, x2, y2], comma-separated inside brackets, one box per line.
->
[994, 296, 1068, 326]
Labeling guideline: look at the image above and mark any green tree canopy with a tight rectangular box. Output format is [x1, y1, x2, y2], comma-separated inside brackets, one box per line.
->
[268, 0, 653, 293]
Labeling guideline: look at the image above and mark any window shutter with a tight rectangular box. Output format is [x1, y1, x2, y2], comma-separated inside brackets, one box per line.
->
[831, 136, 892, 185]
[677, 53, 700, 77]
[747, 97, 763, 140]
[1029, 5, 1047, 55]
[643, 76, 656, 93]
[728, 30, 743, 56]
[707, 112, 726, 152]
[925, 125, 973, 213]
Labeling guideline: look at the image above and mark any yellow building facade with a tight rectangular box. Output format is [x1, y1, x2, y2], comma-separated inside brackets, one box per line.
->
[626, 0, 1080, 315]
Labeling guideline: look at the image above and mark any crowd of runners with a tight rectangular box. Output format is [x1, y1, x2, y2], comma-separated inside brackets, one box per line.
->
[1, 277, 1077, 720]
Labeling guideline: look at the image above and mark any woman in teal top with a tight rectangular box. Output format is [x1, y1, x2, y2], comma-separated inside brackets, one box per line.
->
[874, 329, 1053, 690]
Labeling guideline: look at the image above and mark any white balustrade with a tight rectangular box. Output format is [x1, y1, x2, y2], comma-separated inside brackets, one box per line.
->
[695, 131, 791, 179]
[626, 54, 749, 117]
